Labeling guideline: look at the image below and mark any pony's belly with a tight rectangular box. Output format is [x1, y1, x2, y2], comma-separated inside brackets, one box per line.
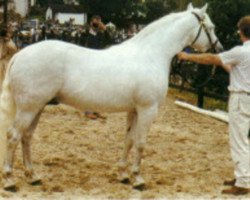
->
[91, 104, 135, 113]
[59, 95, 135, 113]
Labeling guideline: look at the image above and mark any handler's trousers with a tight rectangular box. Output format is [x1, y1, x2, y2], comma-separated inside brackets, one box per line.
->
[229, 92, 250, 188]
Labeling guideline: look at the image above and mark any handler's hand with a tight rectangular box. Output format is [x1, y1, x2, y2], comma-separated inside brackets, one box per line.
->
[177, 52, 189, 61]
[97, 21, 106, 31]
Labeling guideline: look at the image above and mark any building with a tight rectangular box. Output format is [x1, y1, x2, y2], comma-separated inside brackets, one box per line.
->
[46, 4, 87, 25]
[13, 0, 29, 17]
[0, 0, 36, 17]
[64, 0, 79, 5]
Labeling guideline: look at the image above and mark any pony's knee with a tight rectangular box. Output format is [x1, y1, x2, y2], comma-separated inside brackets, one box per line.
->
[135, 142, 146, 154]
[6, 128, 21, 144]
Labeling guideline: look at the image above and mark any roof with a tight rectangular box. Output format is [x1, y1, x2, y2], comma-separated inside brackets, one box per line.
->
[48, 4, 87, 14]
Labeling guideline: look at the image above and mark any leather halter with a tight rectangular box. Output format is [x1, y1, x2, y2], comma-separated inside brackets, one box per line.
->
[190, 12, 218, 51]
[170, 12, 220, 89]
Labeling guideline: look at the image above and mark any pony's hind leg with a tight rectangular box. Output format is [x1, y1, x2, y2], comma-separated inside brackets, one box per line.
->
[3, 109, 41, 191]
[131, 104, 158, 190]
[3, 127, 21, 191]
[22, 111, 43, 185]
[118, 111, 137, 184]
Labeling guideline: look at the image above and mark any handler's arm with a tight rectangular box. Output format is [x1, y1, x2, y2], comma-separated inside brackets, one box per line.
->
[177, 52, 232, 73]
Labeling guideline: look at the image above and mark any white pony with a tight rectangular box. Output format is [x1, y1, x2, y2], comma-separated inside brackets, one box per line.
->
[0, 3, 223, 191]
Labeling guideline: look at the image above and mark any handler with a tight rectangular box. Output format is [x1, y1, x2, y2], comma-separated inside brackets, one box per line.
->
[178, 16, 250, 195]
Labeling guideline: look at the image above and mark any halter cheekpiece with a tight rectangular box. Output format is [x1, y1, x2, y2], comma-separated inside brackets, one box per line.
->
[190, 11, 218, 51]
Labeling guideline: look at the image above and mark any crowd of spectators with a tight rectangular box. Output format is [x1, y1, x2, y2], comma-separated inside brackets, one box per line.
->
[9, 17, 139, 50]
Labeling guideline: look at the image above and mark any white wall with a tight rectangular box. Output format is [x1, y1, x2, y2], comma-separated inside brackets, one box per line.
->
[31, 0, 36, 7]
[14, 0, 28, 17]
[45, 7, 53, 20]
[55, 13, 87, 25]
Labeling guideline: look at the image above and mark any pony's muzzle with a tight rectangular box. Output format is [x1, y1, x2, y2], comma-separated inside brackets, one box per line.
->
[215, 41, 224, 53]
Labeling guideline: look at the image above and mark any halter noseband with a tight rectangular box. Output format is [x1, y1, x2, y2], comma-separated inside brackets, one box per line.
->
[190, 12, 218, 52]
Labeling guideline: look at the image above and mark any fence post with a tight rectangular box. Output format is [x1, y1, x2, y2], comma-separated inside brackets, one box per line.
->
[197, 86, 204, 108]
[196, 64, 207, 108]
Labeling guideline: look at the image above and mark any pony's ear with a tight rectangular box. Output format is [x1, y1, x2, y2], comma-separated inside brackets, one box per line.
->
[201, 3, 208, 14]
[187, 3, 194, 11]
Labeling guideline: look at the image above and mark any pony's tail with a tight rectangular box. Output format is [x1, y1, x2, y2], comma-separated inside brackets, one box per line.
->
[0, 56, 17, 166]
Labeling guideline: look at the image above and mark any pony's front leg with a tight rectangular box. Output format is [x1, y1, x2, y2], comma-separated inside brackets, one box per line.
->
[118, 111, 137, 184]
[131, 105, 158, 190]
[3, 127, 21, 191]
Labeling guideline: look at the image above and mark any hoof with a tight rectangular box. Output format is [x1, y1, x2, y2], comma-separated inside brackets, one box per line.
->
[30, 179, 42, 186]
[4, 184, 18, 192]
[120, 178, 130, 185]
[132, 175, 145, 191]
[26, 173, 42, 186]
[133, 184, 146, 191]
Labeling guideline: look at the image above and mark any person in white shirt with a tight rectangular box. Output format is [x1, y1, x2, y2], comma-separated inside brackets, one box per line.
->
[178, 15, 250, 196]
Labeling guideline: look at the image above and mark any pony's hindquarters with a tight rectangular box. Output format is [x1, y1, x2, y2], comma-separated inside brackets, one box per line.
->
[0, 38, 18, 94]
[0, 59, 16, 167]
[0, 59, 10, 93]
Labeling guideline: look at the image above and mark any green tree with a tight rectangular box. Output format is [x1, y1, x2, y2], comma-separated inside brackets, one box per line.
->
[143, 0, 177, 23]
[207, 0, 250, 50]
[79, 0, 177, 26]
[78, 0, 147, 26]
[36, 0, 64, 7]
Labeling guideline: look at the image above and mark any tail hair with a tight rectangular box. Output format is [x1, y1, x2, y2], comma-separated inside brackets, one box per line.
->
[0, 55, 16, 166]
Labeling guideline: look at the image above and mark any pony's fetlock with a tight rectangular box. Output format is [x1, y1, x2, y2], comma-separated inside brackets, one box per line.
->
[25, 171, 42, 185]
[118, 171, 130, 184]
[117, 161, 130, 184]
[133, 175, 145, 190]
[3, 173, 17, 191]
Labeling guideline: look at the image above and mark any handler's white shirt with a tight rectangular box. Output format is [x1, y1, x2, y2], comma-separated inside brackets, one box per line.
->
[219, 40, 250, 93]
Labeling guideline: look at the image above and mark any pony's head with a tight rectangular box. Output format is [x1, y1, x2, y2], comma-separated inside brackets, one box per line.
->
[187, 3, 223, 53]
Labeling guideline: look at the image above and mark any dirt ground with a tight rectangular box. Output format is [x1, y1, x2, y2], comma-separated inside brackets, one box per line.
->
[0, 92, 246, 199]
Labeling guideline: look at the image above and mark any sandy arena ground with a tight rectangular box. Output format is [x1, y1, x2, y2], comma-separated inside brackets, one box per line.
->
[0, 92, 247, 199]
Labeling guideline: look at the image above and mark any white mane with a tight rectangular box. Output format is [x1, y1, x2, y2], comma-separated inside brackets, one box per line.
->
[130, 11, 186, 42]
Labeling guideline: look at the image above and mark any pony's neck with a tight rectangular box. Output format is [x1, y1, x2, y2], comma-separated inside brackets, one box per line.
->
[128, 11, 197, 61]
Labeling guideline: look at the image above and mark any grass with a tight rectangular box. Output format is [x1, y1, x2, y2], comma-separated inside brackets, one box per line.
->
[168, 87, 228, 112]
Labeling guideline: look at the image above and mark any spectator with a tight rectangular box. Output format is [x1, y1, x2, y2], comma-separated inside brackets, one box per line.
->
[47, 28, 56, 40]
[126, 22, 137, 39]
[41, 24, 47, 40]
[83, 15, 111, 49]
[30, 28, 36, 43]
